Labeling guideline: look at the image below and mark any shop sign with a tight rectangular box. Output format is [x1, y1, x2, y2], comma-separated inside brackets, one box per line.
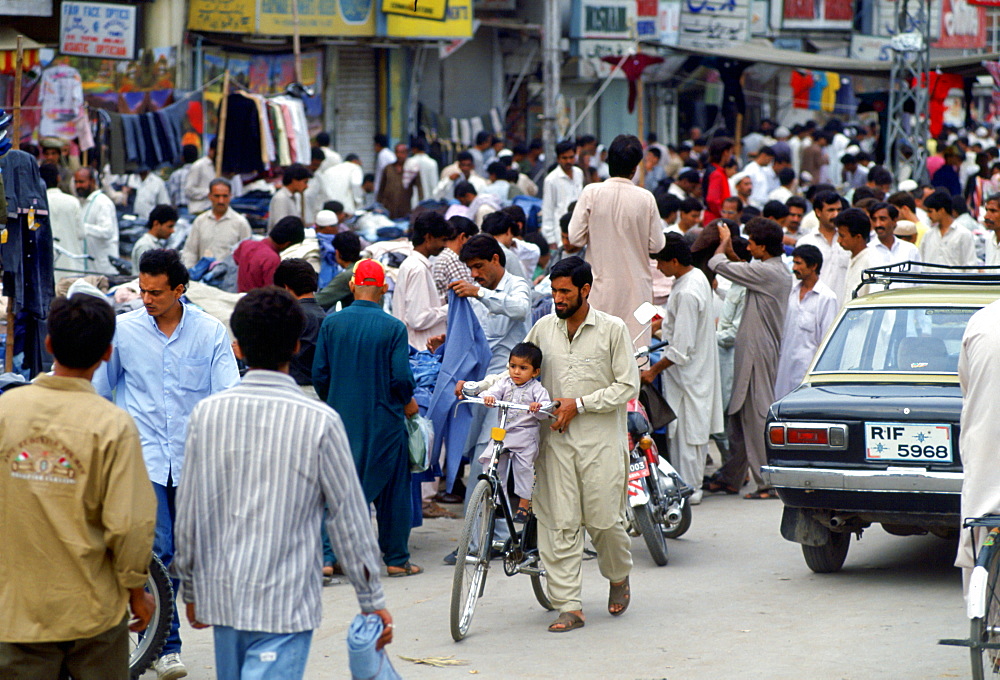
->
[571, 0, 637, 41]
[59, 1, 136, 60]
[575, 39, 634, 58]
[383, 0, 473, 37]
[382, 0, 447, 20]
[258, 0, 377, 37]
[933, 0, 985, 48]
[678, 0, 751, 48]
[781, 0, 852, 30]
[187, 0, 255, 33]
[0, 0, 52, 17]
[658, 0, 681, 45]
[850, 34, 893, 61]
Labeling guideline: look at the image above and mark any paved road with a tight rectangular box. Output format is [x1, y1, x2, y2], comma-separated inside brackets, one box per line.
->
[145, 489, 971, 680]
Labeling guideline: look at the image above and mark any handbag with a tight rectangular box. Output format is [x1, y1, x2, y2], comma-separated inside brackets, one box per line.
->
[639, 381, 676, 430]
[405, 413, 433, 473]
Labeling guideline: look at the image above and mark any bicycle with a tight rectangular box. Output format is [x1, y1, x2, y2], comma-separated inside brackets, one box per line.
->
[130, 555, 174, 679]
[450, 394, 557, 642]
[940, 516, 1000, 679]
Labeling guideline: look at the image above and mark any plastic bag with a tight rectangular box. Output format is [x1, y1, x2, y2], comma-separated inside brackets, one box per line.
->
[406, 413, 434, 473]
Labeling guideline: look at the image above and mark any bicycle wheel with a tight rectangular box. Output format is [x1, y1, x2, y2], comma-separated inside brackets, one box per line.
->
[634, 499, 668, 567]
[522, 516, 554, 611]
[971, 532, 1000, 679]
[451, 479, 495, 641]
[130, 554, 173, 679]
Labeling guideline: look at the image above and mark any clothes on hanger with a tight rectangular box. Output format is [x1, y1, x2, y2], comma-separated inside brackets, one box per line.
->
[39, 64, 84, 141]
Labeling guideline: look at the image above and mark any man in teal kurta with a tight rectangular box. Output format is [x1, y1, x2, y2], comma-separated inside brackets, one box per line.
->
[313, 260, 422, 576]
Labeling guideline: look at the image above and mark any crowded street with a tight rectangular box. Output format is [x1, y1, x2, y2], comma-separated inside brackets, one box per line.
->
[144, 489, 969, 679]
[5, 0, 1000, 679]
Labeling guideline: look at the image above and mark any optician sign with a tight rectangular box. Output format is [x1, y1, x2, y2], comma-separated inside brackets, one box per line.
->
[60, 1, 137, 60]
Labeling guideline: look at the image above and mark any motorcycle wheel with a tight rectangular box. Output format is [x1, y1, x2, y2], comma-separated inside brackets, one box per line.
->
[663, 499, 693, 540]
[130, 554, 173, 679]
[633, 500, 668, 567]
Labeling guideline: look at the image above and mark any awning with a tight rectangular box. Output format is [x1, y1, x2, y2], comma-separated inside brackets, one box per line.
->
[0, 28, 42, 76]
[665, 41, 1000, 78]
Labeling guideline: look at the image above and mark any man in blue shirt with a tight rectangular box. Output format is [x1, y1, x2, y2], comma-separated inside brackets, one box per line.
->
[93, 248, 240, 680]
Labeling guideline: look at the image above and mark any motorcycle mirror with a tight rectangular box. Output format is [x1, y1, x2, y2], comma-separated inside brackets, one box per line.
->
[633, 302, 660, 326]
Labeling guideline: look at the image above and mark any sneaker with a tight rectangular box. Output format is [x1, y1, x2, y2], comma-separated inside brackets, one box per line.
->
[153, 653, 188, 680]
[443, 549, 458, 565]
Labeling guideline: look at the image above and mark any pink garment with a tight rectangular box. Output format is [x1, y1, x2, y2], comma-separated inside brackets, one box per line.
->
[281, 105, 297, 163]
[927, 155, 946, 178]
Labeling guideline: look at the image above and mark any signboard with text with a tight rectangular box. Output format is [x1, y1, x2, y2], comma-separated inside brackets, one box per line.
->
[383, 0, 473, 37]
[571, 0, 637, 40]
[382, 0, 446, 20]
[257, 0, 376, 36]
[933, 0, 985, 48]
[60, 1, 137, 60]
[188, 0, 255, 33]
[678, 0, 750, 48]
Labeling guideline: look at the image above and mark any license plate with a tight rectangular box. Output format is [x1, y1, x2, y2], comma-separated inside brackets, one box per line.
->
[628, 457, 649, 481]
[865, 422, 953, 462]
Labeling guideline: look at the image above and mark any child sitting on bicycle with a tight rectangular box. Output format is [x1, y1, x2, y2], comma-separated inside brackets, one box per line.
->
[480, 342, 550, 523]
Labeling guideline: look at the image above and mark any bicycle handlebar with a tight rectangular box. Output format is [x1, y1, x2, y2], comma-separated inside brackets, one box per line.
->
[458, 396, 558, 417]
[633, 338, 669, 359]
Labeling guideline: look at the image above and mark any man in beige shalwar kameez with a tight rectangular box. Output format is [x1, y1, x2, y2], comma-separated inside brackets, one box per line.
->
[524, 257, 640, 633]
[569, 134, 665, 347]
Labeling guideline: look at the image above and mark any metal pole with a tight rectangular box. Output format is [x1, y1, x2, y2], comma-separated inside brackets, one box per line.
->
[542, 0, 560, 169]
[292, 0, 303, 83]
[6, 37, 22, 373]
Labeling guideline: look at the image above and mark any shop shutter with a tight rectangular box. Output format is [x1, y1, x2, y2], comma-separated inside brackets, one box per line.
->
[334, 46, 377, 173]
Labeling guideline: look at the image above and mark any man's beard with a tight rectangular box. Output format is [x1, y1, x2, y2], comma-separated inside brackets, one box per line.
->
[554, 295, 582, 319]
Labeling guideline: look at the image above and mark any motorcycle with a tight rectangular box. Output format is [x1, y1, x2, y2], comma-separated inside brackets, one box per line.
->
[624, 395, 694, 566]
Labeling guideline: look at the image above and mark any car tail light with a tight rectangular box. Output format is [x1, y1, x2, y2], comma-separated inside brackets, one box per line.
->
[768, 422, 848, 450]
[787, 427, 829, 445]
[769, 425, 785, 446]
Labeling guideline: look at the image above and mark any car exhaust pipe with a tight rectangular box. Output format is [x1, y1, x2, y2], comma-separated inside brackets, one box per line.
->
[829, 515, 850, 528]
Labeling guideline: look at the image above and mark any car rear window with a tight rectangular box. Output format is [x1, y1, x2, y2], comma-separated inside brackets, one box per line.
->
[813, 306, 978, 374]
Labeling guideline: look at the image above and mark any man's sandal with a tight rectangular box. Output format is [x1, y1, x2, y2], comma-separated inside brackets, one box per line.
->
[387, 562, 423, 577]
[608, 576, 630, 616]
[547, 611, 585, 633]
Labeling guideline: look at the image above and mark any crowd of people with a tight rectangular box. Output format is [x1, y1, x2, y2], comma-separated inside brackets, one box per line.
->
[6, 115, 1000, 679]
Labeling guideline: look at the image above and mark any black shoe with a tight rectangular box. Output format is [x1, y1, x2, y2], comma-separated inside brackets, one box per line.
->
[443, 549, 457, 566]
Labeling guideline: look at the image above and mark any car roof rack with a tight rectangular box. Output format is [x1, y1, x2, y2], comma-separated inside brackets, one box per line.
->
[856, 262, 1000, 296]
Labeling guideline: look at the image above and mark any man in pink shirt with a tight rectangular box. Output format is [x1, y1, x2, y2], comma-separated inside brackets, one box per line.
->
[233, 216, 305, 292]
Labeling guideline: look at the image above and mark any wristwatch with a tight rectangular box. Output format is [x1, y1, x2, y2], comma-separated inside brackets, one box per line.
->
[575, 397, 585, 413]
[476, 287, 486, 298]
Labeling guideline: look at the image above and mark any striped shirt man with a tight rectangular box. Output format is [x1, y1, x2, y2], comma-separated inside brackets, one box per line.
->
[173, 370, 385, 633]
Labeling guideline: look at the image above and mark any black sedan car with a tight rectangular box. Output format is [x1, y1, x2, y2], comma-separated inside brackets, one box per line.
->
[763, 280, 1000, 573]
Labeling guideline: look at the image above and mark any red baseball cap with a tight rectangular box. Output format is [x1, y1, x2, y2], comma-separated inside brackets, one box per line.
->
[353, 259, 385, 287]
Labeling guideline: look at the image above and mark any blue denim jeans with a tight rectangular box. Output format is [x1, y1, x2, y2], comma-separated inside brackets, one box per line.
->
[213, 627, 313, 680]
[151, 480, 182, 655]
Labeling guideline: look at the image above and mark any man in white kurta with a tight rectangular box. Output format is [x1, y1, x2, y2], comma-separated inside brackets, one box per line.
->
[541, 143, 584, 246]
[773, 244, 839, 400]
[392, 213, 450, 349]
[919, 189, 977, 267]
[835, 207, 875, 302]
[73, 168, 119, 276]
[42, 166, 84, 281]
[569, 135, 665, 347]
[956, 299, 1000, 584]
[797, 191, 849, 305]
[643, 235, 723, 505]
[524, 257, 639, 631]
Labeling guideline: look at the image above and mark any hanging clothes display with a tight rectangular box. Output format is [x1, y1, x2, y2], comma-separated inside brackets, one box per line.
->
[821, 72, 839, 113]
[791, 71, 814, 109]
[0, 150, 54, 377]
[39, 64, 84, 141]
[221, 92, 266, 175]
[834, 76, 858, 116]
[105, 99, 187, 175]
[808, 71, 827, 111]
[270, 95, 310, 165]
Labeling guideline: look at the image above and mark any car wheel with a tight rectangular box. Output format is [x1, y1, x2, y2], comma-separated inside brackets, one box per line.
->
[801, 529, 851, 574]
